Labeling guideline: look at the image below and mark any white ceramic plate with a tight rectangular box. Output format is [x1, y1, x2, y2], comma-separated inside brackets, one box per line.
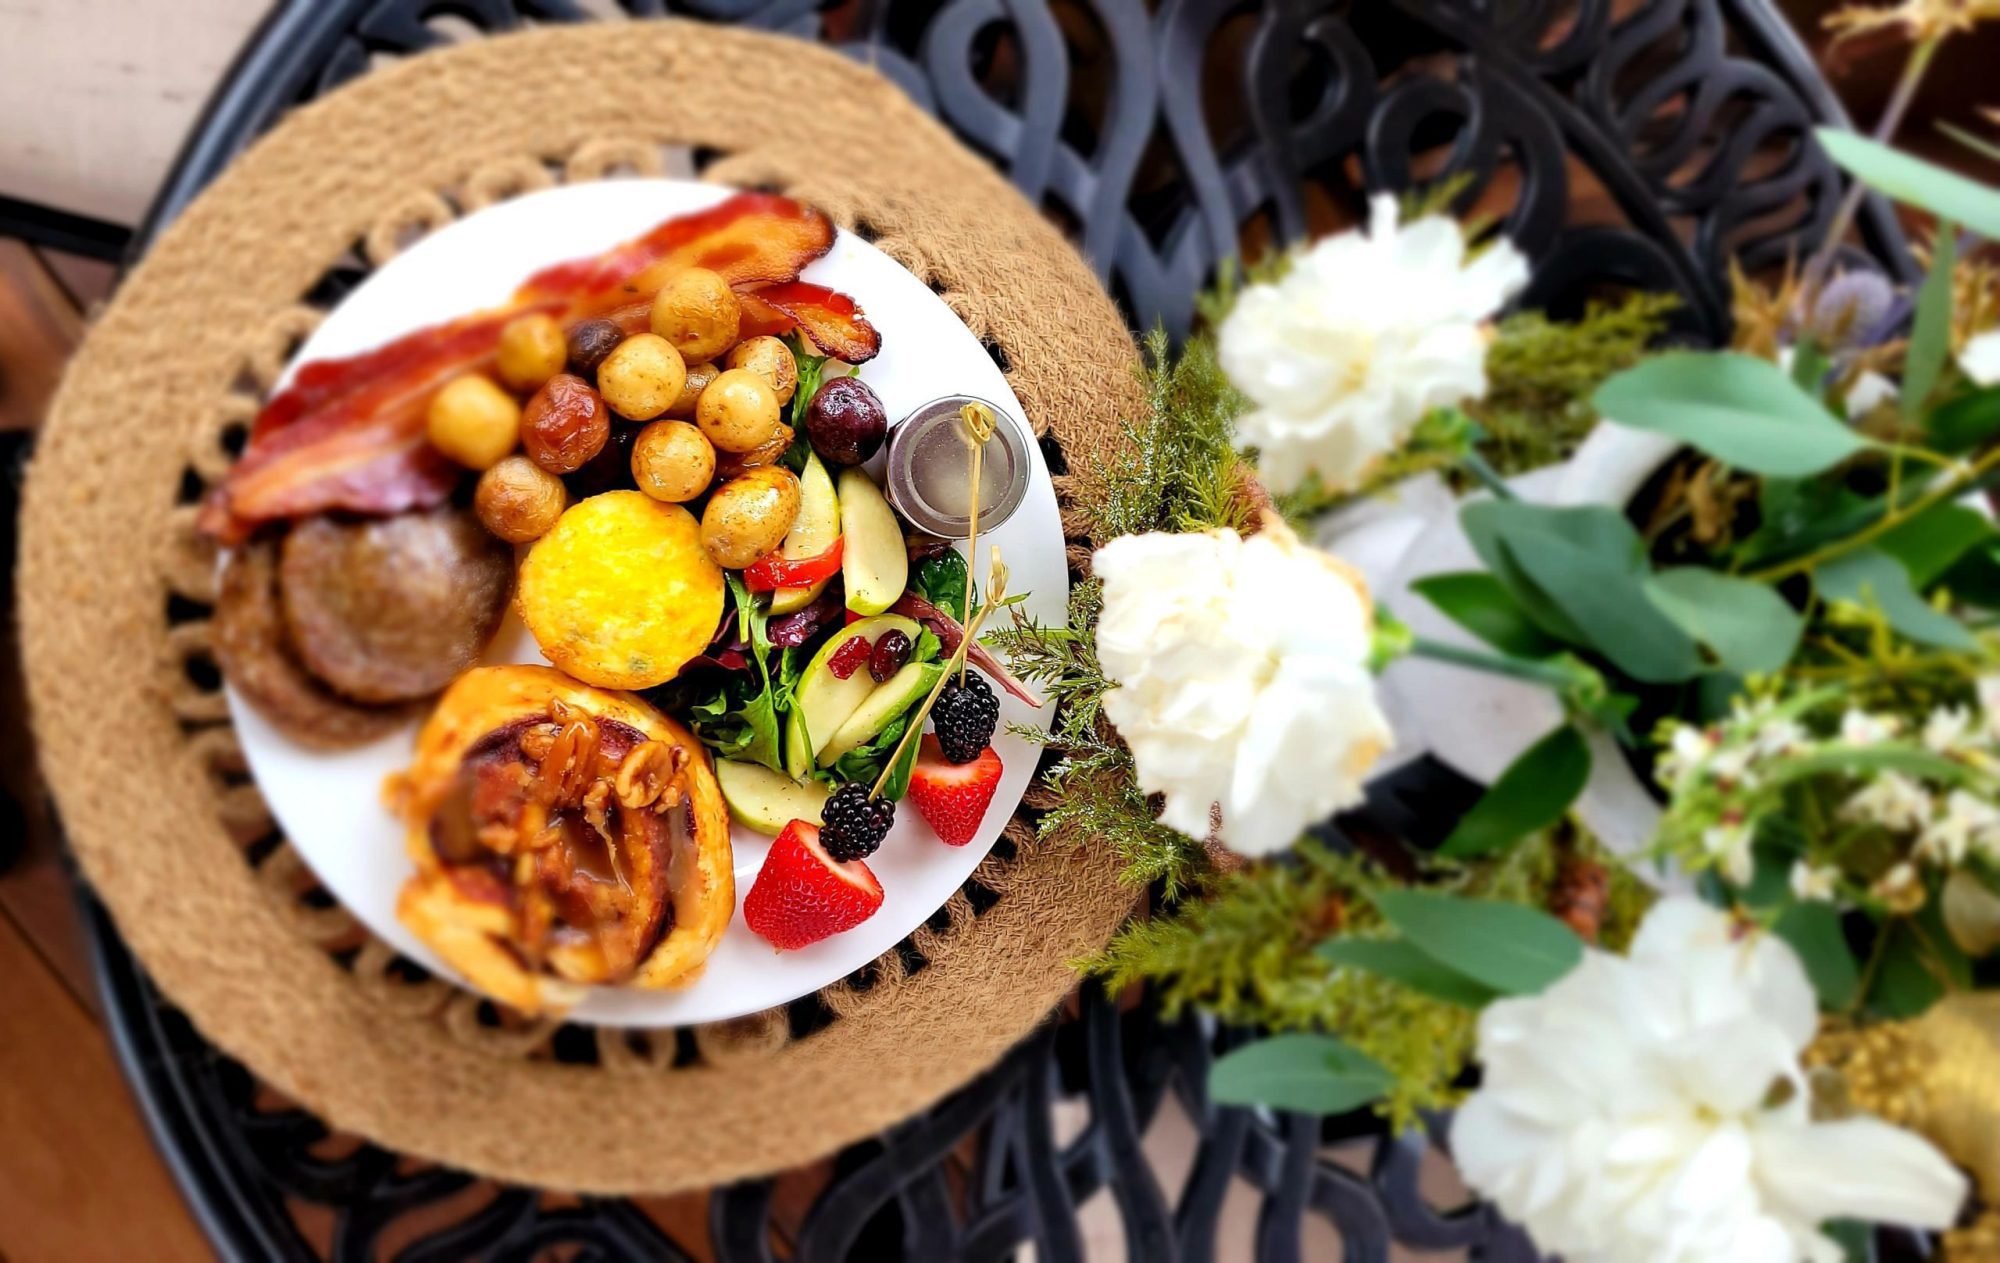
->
[226, 180, 1067, 1026]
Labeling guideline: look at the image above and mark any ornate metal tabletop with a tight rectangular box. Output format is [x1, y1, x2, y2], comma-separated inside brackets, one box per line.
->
[78, 1, 1907, 1258]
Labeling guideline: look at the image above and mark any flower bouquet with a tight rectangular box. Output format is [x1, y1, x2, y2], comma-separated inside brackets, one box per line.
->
[995, 12, 2000, 1261]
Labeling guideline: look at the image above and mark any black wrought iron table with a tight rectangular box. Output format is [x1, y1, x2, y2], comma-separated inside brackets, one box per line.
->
[44, 1, 1914, 1258]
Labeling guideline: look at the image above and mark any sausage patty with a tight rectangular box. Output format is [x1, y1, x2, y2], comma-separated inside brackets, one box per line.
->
[279, 507, 512, 705]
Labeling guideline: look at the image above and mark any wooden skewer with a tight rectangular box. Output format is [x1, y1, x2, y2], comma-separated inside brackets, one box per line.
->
[957, 401, 997, 685]
[871, 548, 1008, 800]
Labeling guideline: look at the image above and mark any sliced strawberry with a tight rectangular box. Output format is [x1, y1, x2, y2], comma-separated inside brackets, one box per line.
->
[907, 737, 1003, 847]
[743, 820, 884, 951]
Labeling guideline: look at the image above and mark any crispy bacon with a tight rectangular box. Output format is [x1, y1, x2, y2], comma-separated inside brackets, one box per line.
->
[738, 282, 882, 364]
[200, 193, 850, 543]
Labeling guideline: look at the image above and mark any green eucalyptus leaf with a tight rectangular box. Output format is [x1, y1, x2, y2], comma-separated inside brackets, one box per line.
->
[1592, 351, 1869, 476]
[1927, 386, 2000, 453]
[1208, 1034, 1395, 1115]
[1410, 571, 1560, 659]
[1504, 531, 1705, 682]
[1316, 938, 1499, 1008]
[1942, 541, 2000, 608]
[1817, 548, 1979, 649]
[1644, 567, 1803, 675]
[1817, 127, 2000, 239]
[1875, 502, 1994, 588]
[1905, 222, 1959, 418]
[1458, 502, 1592, 645]
[1867, 925, 1946, 1020]
[1370, 890, 1584, 996]
[1773, 902, 1860, 1009]
[1439, 725, 1591, 859]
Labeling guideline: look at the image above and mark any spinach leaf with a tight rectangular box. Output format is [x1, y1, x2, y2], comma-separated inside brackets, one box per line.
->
[913, 549, 974, 618]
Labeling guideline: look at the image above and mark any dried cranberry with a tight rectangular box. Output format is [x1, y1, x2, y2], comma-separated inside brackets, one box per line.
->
[827, 635, 873, 680]
[869, 630, 912, 682]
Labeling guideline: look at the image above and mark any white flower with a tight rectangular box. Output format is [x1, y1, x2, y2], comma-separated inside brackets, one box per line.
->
[1922, 704, 1973, 753]
[1838, 708, 1899, 746]
[1916, 789, 2000, 867]
[1790, 860, 1841, 903]
[1841, 772, 1933, 833]
[1703, 822, 1756, 886]
[1455, 898, 1966, 1263]
[1657, 725, 1716, 786]
[1777, 348, 1896, 419]
[1979, 675, 2000, 738]
[1092, 526, 1390, 857]
[1959, 328, 2000, 386]
[1872, 862, 1925, 912]
[1756, 718, 1810, 758]
[1709, 743, 1758, 787]
[1218, 195, 1528, 495]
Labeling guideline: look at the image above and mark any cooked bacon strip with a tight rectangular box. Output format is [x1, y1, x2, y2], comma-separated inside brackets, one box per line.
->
[737, 282, 882, 364]
[201, 193, 844, 542]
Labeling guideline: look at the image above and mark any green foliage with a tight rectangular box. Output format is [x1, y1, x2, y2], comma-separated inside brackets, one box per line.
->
[1592, 351, 1871, 476]
[1774, 901, 1860, 1009]
[1903, 220, 1958, 418]
[1816, 127, 2000, 240]
[1439, 725, 1592, 860]
[1208, 1034, 1396, 1115]
[1645, 568, 1803, 675]
[1315, 937, 1499, 1008]
[1089, 328, 1256, 540]
[986, 582, 1208, 896]
[1817, 548, 1979, 650]
[1369, 889, 1585, 995]
[1410, 571, 1561, 659]
[1472, 292, 1679, 474]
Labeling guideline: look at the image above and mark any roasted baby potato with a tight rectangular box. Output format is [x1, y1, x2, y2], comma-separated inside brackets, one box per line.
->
[426, 373, 520, 469]
[521, 373, 609, 474]
[598, 333, 688, 421]
[475, 455, 569, 542]
[695, 367, 782, 454]
[666, 359, 719, 419]
[724, 335, 798, 406]
[649, 267, 741, 362]
[496, 313, 568, 392]
[700, 465, 801, 569]
[631, 420, 716, 504]
[517, 491, 724, 689]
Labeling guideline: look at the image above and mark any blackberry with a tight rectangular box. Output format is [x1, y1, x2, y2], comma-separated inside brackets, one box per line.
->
[820, 782, 894, 861]
[931, 672, 999, 764]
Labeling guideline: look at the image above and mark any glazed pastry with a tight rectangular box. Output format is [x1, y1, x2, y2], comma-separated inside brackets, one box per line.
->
[389, 665, 733, 1015]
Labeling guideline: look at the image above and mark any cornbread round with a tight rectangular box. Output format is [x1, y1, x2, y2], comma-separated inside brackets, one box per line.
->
[516, 491, 725, 688]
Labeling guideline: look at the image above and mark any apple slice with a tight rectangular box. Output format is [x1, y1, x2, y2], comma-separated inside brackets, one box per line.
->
[838, 467, 908, 616]
[792, 613, 920, 758]
[769, 452, 840, 615]
[715, 758, 832, 836]
[819, 660, 944, 766]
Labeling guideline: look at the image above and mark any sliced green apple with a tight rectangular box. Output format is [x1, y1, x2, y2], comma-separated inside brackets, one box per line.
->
[793, 613, 920, 758]
[715, 758, 832, 836]
[783, 707, 813, 780]
[769, 452, 841, 615]
[838, 467, 908, 616]
[819, 660, 943, 766]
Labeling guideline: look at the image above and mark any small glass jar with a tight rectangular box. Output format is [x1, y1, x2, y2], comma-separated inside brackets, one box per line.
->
[884, 394, 1032, 538]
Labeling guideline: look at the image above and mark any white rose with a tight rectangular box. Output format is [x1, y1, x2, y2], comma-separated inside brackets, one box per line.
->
[1092, 525, 1390, 857]
[1218, 195, 1529, 495]
[1454, 898, 1966, 1263]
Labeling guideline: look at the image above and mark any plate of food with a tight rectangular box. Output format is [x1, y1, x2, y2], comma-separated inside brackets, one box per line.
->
[202, 181, 1064, 1026]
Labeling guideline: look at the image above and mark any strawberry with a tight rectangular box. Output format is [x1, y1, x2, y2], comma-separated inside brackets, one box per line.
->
[907, 736, 1002, 847]
[743, 819, 884, 951]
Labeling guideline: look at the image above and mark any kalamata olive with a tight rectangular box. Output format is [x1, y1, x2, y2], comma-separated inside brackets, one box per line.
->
[475, 455, 569, 542]
[562, 422, 641, 499]
[426, 374, 520, 469]
[869, 630, 912, 683]
[566, 318, 625, 376]
[521, 373, 609, 474]
[805, 376, 888, 466]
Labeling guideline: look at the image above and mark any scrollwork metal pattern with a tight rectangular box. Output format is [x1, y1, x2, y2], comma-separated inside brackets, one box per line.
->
[102, 0, 1914, 1259]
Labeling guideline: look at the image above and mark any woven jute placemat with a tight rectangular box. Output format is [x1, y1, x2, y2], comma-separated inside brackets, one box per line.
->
[18, 21, 1144, 1194]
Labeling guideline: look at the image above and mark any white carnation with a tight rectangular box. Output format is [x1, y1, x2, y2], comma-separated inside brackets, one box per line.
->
[1455, 898, 1966, 1263]
[1218, 195, 1529, 495]
[1959, 328, 2000, 386]
[1092, 526, 1390, 857]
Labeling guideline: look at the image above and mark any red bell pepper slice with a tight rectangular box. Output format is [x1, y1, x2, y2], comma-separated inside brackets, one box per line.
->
[742, 537, 845, 592]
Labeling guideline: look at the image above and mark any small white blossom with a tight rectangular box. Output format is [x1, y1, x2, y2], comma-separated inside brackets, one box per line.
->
[1218, 195, 1528, 495]
[1959, 328, 2000, 386]
[1839, 708, 1900, 747]
[1842, 772, 1933, 832]
[1916, 789, 2000, 867]
[1709, 743, 1758, 787]
[1093, 525, 1390, 858]
[1455, 899, 1966, 1263]
[1657, 725, 1716, 786]
[1872, 861, 1924, 910]
[1980, 676, 2000, 739]
[1704, 822, 1756, 886]
[1755, 717, 1810, 759]
[1922, 705, 1973, 754]
[1790, 860, 1841, 903]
